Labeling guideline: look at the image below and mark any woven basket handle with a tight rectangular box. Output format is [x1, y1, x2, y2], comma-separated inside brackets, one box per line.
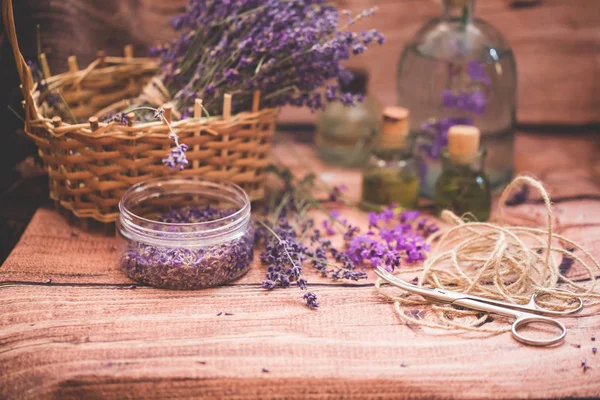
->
[3, 0, 39, 124]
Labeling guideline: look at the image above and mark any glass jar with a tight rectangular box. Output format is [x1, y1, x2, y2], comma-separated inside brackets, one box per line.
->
[316, 69, 381, 167]
[434, 149, 491, 221]
[397, 0, 516, 197]
[117, 177, 254, 289]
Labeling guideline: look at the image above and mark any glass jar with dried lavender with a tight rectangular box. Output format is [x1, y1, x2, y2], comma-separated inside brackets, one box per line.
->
[117, 177, 254, 289]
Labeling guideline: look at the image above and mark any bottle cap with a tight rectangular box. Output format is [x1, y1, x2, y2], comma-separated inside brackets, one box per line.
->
[448, 125, 480, 164]
[380, 106, 409, 148]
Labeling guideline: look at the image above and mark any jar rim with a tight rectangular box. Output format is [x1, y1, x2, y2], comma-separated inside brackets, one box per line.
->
[118, 177, 251, 244]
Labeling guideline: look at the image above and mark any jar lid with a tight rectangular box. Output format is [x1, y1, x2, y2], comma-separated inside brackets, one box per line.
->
[380, 106, 409, 148]
[448, 125, 480, 164]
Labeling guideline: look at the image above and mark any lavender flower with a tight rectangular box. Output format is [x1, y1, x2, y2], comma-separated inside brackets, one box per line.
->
[328, 185, 348, 202]
[467, 60, 491, 85]
[120, 206, 254, 289]
[420, 116, 473, 159]
[303, 291, 319, 309]
[154, 1, 384, 114]
[162, 143, 189, 170]
[256, 212, 367, 309]
[346, 206, 435, 270]
[322, 220, 336, 236]
[420, 59, 490, 159]
[581, 359, 590, 372]
[505, 184, 529, 206]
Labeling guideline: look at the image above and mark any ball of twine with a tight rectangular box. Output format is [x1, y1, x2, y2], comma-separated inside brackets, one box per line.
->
[375, 175, 600, 334]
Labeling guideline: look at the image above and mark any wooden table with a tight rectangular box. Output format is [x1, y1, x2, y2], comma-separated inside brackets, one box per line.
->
[2, 133, 600, 399]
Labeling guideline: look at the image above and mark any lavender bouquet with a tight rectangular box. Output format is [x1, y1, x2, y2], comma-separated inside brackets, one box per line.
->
[151, 0, 384, 117]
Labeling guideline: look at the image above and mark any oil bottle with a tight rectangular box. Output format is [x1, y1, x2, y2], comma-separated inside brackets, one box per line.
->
[434, 125, 491, 221]
[361, 107, 420, 211]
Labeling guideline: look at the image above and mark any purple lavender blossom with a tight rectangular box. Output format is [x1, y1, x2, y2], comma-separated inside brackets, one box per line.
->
[322, 220, 336, 236]
[162, 143, 189, 170]
[155, 1, 384, 114]
[346, 207, 435, 270]
[420, 116, 474, 159]
[467, 91, 487, 115]
[420, 59, 490, 160]
[303, 291, 319, 309]
[120, 206, 254, 289]
[467, 60, 491, 85]
[442, 90, 458, 109]
[505, 184, 529, 206]
[328, 185, 347, 202]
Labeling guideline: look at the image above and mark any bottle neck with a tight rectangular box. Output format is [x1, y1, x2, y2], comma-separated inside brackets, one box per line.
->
[375, 136, 414, 159]
[442, 0, 475, 25]
[441, 149, 485, 174]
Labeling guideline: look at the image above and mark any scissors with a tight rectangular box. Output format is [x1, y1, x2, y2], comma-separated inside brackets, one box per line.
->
[375, 267, 584, 346]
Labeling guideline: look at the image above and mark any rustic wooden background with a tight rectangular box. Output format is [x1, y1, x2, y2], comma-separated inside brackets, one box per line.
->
[1, 132, 600, 399]
[1, 0, 599, 126]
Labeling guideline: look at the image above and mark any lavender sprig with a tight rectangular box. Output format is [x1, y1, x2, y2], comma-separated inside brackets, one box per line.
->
[420, 60, 491, 160]
[109, 106, 189, 170]
[153, 1, 385, 115]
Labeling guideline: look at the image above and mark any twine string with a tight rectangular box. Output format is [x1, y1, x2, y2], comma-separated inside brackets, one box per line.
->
[375, 176, 600, 334]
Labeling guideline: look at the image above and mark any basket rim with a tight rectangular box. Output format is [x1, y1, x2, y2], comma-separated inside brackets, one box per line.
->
[25, 55, 279, 140]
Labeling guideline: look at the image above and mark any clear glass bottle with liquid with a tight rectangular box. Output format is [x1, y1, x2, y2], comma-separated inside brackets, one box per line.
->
[316, 69, 381, 167]
[361, 107, 420, 211]
[397, 0, 516, 198]
[435, 125, 491, 221]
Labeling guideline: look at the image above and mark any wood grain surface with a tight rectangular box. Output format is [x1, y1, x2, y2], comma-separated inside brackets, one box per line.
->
[5, 0, 599, 125]
[1, 132, 600, 399]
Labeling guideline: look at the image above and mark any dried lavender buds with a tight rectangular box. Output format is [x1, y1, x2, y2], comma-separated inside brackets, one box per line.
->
[118, 178, 253, 290]
[120, 206, 254, 290]
[256, 166, 438, 309]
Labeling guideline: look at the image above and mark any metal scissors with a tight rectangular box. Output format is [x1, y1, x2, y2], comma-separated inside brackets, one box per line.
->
[375, 267, 584, 346]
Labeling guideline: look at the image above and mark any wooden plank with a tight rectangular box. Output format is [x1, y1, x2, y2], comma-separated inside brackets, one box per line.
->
[1, 284, 599, 399]
[11, 0, 599, 125]
[1, 132, 600, 398]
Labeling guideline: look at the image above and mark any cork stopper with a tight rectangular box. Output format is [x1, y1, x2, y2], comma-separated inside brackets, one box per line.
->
[380, 106, 409, 149]
[88, 117, 99, 131]
[448, 125, 480, 165]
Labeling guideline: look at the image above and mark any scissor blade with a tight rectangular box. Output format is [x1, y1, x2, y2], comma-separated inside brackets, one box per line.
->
[374, 267, 453, 301]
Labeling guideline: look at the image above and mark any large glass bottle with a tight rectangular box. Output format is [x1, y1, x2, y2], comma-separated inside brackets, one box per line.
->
[316, 69, 381, 167]
[397, 0, 516, 198]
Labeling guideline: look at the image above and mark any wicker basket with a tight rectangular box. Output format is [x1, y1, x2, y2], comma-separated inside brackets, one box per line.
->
[3, 0, 277, 227]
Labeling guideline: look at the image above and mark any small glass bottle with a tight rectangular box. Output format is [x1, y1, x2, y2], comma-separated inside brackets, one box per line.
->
[361, 107, 420, 211]
[434, 125, 491, 221]
[316, 69, 381, 167]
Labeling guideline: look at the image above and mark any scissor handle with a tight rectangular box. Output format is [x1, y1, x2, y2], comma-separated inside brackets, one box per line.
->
[528, 291, 584, 316]
[511, 314, 567, 346]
